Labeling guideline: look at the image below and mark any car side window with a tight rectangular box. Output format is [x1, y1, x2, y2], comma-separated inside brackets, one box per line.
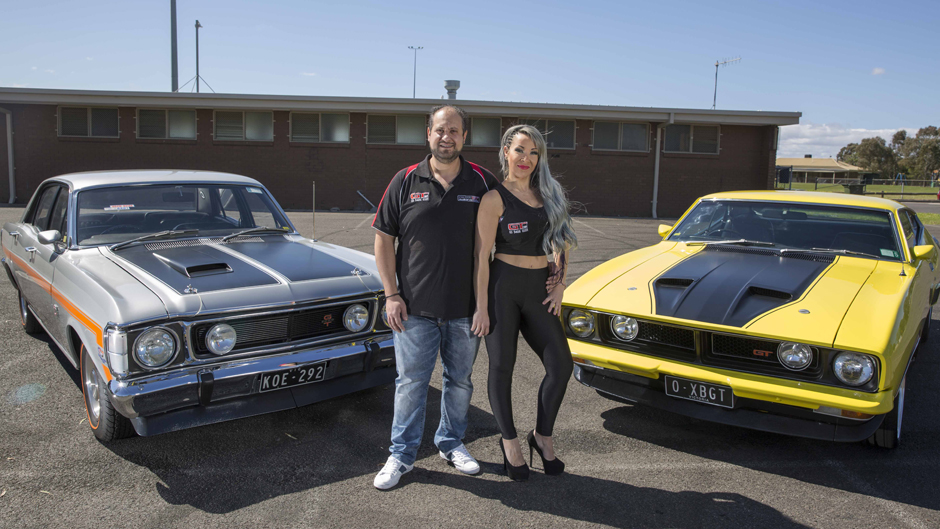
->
[48, 187, 69, 236]
[29, 186, 61, 231]
[907, 211, 926, 246]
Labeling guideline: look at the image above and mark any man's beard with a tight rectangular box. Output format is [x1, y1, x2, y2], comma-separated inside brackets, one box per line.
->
[431, 143, 461, 164]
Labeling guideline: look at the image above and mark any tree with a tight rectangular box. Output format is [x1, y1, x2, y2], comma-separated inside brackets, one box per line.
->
[891, 130, 909, 175]
[838, 137, 895, 178]
[902, 126, 940, 180]
[837, 143, 860, 166]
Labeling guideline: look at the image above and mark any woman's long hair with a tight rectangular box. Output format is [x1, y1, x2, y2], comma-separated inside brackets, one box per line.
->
[498, 124, 577, 256]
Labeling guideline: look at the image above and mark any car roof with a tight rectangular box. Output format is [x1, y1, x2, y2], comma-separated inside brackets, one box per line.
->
[700, 190, 904, 212]
[46, 170, 262, 191]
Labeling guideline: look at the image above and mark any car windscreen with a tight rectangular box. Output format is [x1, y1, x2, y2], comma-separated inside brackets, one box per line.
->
[668, 200, 903, 260]
[75, 184, 291, 245]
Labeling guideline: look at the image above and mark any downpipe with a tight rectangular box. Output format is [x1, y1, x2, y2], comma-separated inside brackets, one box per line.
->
[651, 112, 674, 219]
[0, 107, 13, 204]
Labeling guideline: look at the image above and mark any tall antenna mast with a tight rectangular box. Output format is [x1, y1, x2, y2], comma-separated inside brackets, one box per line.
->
[712, 57, 741, 109]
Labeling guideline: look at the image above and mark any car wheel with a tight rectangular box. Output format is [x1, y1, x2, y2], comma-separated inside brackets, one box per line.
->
[81, 346, 135, 442]
[867, 376, 905, 449]
[19, 290, 41, 334]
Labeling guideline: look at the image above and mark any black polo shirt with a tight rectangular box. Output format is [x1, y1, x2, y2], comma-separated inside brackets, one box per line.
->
[373, 155, 499, 320]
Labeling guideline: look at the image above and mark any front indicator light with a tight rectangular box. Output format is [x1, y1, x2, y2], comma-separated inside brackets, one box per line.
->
[106, 328, 128, 376]
[206, 323, 237, 355]
[833, 352, 875, 386]
[344, 304, 370, 332]
[568, 310, 595, 338]
[777, 342, 813, 371]
[814, 406, 874, 421]
[610, 315, 639, 341]
[134, 328, 177, 368]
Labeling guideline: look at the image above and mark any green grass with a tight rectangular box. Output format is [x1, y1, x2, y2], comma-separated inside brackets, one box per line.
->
[917, 212, 940, 225]
[775, 182, 938, 200]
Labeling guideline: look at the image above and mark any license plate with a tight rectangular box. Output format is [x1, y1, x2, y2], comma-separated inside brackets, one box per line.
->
[259, 362, 328, 392]
[664, 375, 734, 408]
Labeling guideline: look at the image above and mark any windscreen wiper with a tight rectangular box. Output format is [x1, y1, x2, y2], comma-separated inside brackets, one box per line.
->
[801, 247, 881, 259]
[687, 239, 775, 247]
[110, 229, 199, 251]
[221, 226, 290, 242]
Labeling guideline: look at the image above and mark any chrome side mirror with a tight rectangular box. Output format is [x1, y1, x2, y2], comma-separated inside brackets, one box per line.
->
[38, 230, 61, 245]
[657, 224, 673, 238]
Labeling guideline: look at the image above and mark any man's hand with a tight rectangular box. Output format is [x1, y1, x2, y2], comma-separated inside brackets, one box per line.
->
[385, 296, 408, 333]
[471, 308, 489, 337]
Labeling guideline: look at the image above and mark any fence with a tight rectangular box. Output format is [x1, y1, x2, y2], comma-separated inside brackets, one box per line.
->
[775, 178, 939, 200]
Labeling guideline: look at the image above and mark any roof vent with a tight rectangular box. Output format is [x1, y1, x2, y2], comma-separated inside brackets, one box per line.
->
[804, 154, 812, 158]
[445, 80, 460, 100]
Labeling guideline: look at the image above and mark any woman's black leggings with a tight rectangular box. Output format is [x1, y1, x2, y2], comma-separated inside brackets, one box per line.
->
[485, 259, 573, 440]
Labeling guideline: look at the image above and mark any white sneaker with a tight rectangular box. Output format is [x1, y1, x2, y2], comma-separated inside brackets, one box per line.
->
[440, 444, 481, 475]
[374, 456, 413, 490]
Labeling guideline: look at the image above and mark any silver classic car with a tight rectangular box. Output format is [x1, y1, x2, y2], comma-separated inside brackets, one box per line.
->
[2, 170, 395, 441]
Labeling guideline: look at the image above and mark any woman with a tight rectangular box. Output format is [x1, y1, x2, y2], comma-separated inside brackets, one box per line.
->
[471, 124, 578, 481]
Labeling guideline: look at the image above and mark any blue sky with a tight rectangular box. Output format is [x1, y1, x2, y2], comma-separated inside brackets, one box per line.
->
[1, 0, 937, 157]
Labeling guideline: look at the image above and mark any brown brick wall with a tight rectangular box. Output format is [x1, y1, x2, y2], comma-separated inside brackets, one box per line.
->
[0, 104, 777, 217]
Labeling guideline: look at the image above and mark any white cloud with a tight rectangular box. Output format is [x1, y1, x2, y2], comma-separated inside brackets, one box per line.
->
[778, 122, 912, 159]
[300, 72, 316, 76]
[12, 84, 27, 88]
[872, 67, 886, 75]
[44, 69, 55, 74]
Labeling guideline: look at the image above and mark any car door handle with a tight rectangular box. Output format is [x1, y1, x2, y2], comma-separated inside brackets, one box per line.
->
[9, 231, 19, 239]
[24, 247, 37, 253]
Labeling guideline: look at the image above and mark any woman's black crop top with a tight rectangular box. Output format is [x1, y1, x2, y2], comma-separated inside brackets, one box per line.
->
[494, 184, 548, 256]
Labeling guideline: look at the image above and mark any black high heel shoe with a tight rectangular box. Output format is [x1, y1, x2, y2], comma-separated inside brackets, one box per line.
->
[528, 430, 565, 475]
[499, 438, 529, 481]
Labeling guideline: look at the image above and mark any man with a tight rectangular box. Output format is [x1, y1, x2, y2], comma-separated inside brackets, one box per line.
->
[372, 105, 499, 490]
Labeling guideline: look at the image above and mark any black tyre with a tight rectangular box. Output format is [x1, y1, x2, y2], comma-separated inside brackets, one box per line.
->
[867, 376, 905, 449]
[80, 346, 135, 442]
[18, 290, 41, 334]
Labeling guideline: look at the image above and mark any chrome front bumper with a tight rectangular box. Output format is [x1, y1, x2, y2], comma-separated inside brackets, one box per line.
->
[108, 334, 395, 433]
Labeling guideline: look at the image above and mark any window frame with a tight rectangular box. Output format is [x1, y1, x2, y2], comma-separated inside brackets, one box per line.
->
[591, 121, 650, 153]
[57, 106, 120, 138]
[516, 118, 577, 150]
[289, 112, 351, 143]
[366, 114, 427, 145]
[662, 124, 721, 155]
[212, 110, 275, 142]
[135, 108, 197, 140]
[467, 117, 501, 147]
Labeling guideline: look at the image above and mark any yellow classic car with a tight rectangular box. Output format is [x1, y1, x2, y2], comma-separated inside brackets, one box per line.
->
[563, 191, 939, 448]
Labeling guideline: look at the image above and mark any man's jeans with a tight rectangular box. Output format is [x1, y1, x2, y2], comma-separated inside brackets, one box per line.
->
[389, 315, 480, 466]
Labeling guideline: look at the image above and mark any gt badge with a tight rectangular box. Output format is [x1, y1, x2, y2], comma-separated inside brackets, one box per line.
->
[410, 192, 430, 202]
[752, 349, 774, 358]
[322, 314, 334, 327]
[508, 222, 528, 234]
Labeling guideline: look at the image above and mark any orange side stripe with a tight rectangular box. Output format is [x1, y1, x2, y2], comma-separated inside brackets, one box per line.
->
[4, 247, 103, 347]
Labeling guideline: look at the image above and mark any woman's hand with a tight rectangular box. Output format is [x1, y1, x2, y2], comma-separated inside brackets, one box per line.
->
[542, 282, 565, 316]
[385, 296, 408, 333]
[471, 308, 490, 337]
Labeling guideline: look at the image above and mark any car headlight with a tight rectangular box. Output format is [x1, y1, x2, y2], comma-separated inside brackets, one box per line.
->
[610, 315, 638, 341]
[568, 310, 595, 338]
[344, 304, 370, 332]
[381, 305, 389, 327]
[777, 342, 813, 371]
[206, 323, 237, 355]
[833, 352, 875, 386]
[134, 328, 177, 368]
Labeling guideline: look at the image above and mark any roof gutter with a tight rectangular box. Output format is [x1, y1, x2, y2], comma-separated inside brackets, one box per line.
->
[0, 107, 13, 204]
[651, 112, 674, 219]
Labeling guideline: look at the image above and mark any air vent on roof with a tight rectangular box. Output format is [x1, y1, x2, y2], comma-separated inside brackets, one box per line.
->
[749, 286, 792, 300]
[657, 278, 694, 287]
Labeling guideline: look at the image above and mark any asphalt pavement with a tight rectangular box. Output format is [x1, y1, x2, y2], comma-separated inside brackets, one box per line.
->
[1, 208, 938, 528]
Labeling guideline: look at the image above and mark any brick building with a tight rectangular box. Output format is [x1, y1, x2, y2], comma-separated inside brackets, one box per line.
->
[0, 88, 799, 218]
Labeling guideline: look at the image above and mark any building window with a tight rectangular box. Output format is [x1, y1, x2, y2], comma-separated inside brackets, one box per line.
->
[592, 122, 649, 152]
[468, 117, 500, 147]
[290, 112, 350, 143]
[664, 124, 720, 154]
[58, 107, 119, 137]
[517, 119, 575, 149]
[367, 114, 426, 145]
[137, 109, 196, 139]
[214, 111, 274, 141]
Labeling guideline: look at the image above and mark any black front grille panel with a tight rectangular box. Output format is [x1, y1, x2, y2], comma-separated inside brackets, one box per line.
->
[597, 316, 697, 361]
[704, 334, 823, 380]
[637, 321, 696, 350]
[192, 302, 371, 356]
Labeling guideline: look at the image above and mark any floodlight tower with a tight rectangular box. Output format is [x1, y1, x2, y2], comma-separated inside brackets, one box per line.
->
[712, 57, 741, 109]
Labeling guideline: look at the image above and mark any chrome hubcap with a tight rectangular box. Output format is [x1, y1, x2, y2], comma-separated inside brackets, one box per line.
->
[83, 356, 101, 420]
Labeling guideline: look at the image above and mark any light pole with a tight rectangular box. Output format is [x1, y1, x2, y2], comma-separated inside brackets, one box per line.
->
[195, 20, 203, 93]
[408, 46, 423, 98]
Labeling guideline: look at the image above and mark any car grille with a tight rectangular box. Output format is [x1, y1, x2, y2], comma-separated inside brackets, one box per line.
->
[704, 334, 823, 379]
[191, 302, 371, 356]
[637, 321, 696, 350]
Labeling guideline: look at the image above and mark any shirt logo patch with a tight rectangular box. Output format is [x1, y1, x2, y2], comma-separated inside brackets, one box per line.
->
[508, 222, 529, 234]
[410, 192, 430, 202]
[457, 195, 481, 203]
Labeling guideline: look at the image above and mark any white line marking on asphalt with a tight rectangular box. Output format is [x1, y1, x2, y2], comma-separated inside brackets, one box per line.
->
[356, 215, 374, 229]
[575, 219, 606, 236]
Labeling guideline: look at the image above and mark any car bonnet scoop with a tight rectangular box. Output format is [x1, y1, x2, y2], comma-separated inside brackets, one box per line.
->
[154, 252, 233, 277]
